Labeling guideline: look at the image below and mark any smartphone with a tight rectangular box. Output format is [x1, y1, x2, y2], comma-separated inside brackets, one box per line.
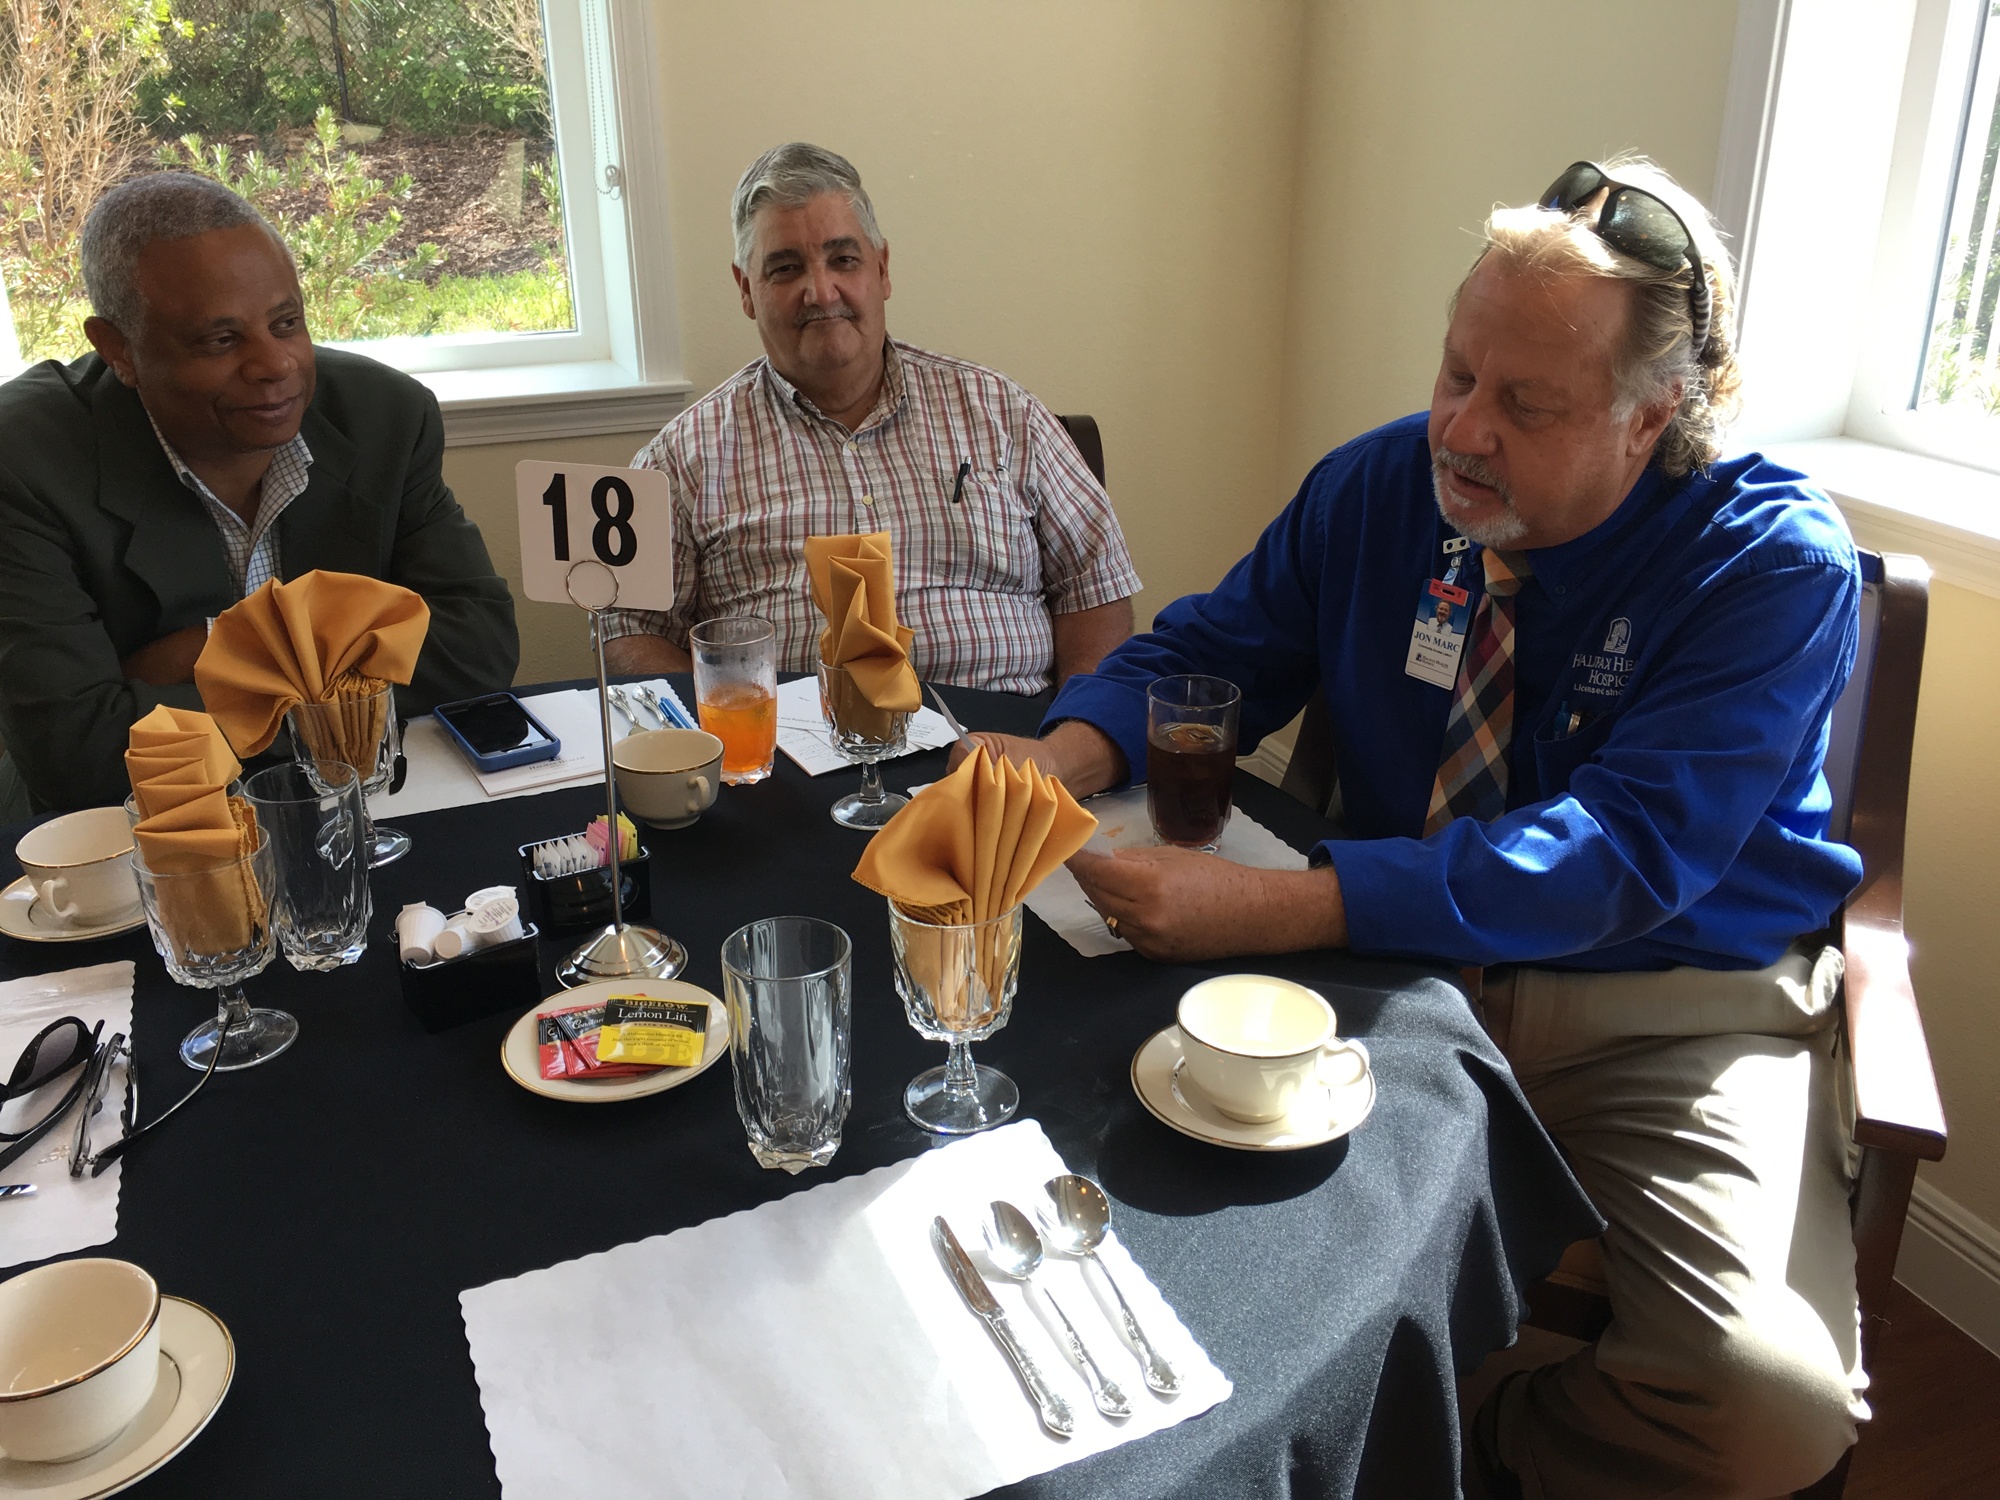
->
[433, 693, 563, 773]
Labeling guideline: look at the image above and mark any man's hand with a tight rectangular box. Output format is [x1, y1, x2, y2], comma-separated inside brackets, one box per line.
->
[605, 633, 692, 675]
[944, 718, 1127, 796]
[120, 626, 208, 687]
[1068, 847, 1348, 962]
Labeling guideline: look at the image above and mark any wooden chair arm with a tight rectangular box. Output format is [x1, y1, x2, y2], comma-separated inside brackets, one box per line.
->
[1843, 916, 1946, 1160]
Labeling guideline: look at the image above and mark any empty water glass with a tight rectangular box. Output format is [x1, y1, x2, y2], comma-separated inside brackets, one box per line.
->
[719, 917, 852, 1173]
[243, 761, 372, 972]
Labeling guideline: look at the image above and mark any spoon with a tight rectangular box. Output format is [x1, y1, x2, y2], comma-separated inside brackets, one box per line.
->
[1040, 1175, 1182, 1395]
[605, 685, 639, 728]
[984, 1201, 1131, 1417]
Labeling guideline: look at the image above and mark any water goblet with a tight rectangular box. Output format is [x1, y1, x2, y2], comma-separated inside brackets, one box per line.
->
[243, 761, 372, 972]
[719, 916, 852, 1173]
[819, 660, 912, 829]
[888, 900, 1022, 1134]
[131, 832, 295, 1072]
[287, 680, 410, 867]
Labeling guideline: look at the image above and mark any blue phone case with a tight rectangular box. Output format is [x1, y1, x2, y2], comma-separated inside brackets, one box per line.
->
[432, 694, 563, 773]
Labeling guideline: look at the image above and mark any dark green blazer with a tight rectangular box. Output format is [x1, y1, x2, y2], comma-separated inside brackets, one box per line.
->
[0, 347, 519, 812]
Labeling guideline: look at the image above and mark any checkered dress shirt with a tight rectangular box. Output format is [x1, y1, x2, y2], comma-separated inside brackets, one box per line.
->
[601, 340, 1140, 695]
[148, 415, 313, 596]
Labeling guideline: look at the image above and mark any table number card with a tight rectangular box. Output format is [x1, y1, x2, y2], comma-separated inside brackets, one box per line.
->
[514, 461, 674, 611]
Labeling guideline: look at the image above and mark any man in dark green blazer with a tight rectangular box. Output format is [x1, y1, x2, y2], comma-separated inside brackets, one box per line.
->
[0, 172, 519, 816]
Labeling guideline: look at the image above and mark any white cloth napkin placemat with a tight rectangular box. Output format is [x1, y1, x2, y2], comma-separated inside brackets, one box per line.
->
[1027, 787, 1311, 956]
[460, 1120, 1229, 1500]
[371, 679, 693, 818]
[0, 962, 134, 1269]
[775, 674, 958, 776]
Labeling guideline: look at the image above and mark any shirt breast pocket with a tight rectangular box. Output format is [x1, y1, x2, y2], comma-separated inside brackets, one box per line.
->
[937, 468, 1035, 593]
[1530, 711, 1618, 798]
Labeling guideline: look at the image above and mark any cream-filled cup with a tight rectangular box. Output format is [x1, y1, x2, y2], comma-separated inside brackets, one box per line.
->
[1176, 974, 1361, 1123]
[613, 729, 725, 830]
[15, 807, 140, 927]
[0, 1259, 162, 1462]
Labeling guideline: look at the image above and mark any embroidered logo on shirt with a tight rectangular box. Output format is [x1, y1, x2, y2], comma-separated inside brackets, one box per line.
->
[1604, 617, 1631, 654]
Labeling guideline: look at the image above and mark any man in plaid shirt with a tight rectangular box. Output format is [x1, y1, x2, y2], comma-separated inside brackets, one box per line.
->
[603, 143, 1139, 696]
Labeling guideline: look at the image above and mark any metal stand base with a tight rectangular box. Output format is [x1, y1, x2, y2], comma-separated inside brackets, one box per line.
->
[556, 921, 687, 987]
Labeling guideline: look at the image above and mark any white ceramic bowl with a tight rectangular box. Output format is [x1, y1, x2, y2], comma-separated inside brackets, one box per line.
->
[0, 1258, 162, 1462]
[613, 729, 725, 830]
[1176, 974, 1340, 1123]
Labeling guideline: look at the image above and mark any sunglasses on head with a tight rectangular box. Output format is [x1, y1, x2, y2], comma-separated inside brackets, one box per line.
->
[1540, 161, 1713, 360]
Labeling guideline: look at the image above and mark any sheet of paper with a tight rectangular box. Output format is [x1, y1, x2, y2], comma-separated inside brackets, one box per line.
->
[774, 674, 958, 776]
[0, 962, 134, 1269]
[460, 1120, 1230, 1500]
[370, 680, 694, 818]
[1026, 787, 1311, 956]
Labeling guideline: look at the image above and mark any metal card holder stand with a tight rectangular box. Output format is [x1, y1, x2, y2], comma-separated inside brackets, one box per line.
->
[555, 561, 686, 988]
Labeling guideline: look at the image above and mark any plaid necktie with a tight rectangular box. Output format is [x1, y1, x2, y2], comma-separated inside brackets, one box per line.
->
[1425, 547, 1532, 834]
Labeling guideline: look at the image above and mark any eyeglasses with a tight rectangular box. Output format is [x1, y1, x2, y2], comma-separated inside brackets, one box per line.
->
[1540, 161, 1713, 360]
[70, 1017, 232, 1180]
[0, 1016, 102, 1172]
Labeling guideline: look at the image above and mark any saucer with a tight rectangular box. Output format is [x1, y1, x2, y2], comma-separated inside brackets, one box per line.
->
[0, 1295, 234, 1499]
[0, 878, 145, 945]
[502, 977, 731, 1102]
[1130, 1025, 1375, 1151]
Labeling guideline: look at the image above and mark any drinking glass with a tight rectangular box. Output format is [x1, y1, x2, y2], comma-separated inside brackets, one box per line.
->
[888, 901, 1022, 1135]
[287, 680, 410, 867]
[817, 660, 911, 828]
[691, 617, 778, 785]
[719, 916, 852, 1173]
[1146, 674, 1242, 852]
[243, 761, 372, 972]
[132, 833, 295, 1072]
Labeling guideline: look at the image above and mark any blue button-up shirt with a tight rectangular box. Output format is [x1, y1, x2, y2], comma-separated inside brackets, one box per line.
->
[1047, 413, 1862, 972]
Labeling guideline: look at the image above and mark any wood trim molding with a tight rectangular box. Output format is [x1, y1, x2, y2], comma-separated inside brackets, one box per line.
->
[1897, 1179, 2000, 1359]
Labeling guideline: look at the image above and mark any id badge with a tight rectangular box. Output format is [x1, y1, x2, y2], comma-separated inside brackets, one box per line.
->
[1405, 577, 1471, 689]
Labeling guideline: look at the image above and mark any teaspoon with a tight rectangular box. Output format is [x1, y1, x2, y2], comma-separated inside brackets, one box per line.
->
[984, 1201, 1131, 1417]
[1040, 1175, 1182, 1395]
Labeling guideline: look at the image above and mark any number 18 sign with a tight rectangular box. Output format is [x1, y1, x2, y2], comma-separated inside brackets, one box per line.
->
[514, 460, 674, 611]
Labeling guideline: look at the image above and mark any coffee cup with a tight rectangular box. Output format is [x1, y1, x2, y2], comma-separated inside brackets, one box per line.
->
[15, 808, 140, 928]
[1176, 974, 1362, 1123]
[0, 1258, 161, 1462]
[613, 729, 725, 830]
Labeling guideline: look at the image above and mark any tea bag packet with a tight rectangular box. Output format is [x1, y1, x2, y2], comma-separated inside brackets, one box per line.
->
[595, 996, 710, 1068]
[124, 708, 265, 955]
[194, 569, 430, 757]
[852, 747, 1095, 1014]
[535, 1004, 658, 1081]
[804, 531, 921, 737]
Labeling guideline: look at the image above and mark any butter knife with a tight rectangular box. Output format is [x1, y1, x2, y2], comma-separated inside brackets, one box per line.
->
[932, 1216, 1075, 1437]
[925, 685, 978, 755]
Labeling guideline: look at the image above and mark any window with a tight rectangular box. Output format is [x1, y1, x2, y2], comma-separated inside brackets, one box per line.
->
[0, 0, 682, 435]
[1915, 1, 2000, 421]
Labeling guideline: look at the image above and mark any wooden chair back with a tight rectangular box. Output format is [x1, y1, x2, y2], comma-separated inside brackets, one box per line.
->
[1057, 414, 1106, 486]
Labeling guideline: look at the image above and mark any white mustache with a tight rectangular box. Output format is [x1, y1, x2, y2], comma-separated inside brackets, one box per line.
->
[795, 304, 858, 328]
[1434, 449, 1513, 504]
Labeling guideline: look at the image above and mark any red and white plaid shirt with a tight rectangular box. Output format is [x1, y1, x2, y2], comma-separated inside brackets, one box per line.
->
[601, 340, 1139, 695]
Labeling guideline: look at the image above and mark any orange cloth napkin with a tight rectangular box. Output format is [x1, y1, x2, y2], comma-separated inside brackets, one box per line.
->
[124, 706, 264, 954]
[194, 570, 429, 756]
[805, 532, 921, 723]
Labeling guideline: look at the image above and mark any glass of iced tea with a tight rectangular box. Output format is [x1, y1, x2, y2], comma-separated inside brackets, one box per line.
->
[1146, 675, 1241, 852]
[690, 617, 778, 784]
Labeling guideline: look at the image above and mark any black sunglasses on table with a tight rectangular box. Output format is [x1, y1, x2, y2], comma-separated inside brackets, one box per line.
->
[1540, 161, 1713, 360]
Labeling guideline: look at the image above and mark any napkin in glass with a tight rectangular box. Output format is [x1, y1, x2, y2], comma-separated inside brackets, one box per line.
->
[193, 568, 429, 757]
[805, 531, 921, 735]
[124, 706, 264, 953]
[852, 746, 1095, 1010]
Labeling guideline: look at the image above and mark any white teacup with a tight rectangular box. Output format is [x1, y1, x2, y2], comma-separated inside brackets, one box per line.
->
[613, 729, 725, 830]
[1176, 974, 1362, 1123]
[15, 808, 140, 928]
[0, 1259, 161, 1463]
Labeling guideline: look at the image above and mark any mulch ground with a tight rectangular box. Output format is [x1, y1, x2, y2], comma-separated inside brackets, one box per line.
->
[118, 127, 559, 282]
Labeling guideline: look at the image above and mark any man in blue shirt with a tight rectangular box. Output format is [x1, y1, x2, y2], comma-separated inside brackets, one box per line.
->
[973, 160, 1868, 1497]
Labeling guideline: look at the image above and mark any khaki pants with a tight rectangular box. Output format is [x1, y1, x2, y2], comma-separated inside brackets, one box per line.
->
[1483, 948, 1868, 1499]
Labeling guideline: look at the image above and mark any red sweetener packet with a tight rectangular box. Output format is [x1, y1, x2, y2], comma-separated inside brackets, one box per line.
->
[536, 1003, 661, 1080]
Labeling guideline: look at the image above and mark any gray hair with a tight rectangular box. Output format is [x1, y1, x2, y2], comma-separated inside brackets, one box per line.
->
[730, 142, 884, 270]
[1473, 155, 1741, 477]
[80, 173, 292, 336]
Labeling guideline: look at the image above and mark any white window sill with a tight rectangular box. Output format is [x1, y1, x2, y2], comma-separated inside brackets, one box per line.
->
[413, 361, 691, 448]
[1765, 437, 2000, 600]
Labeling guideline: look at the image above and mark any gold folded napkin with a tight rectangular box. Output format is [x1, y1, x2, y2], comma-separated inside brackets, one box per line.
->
[194, 570, 429, 757]
[805, 532, 921, 728]
[853, 746, 1095, 1024]
[124, 706, 264, 954]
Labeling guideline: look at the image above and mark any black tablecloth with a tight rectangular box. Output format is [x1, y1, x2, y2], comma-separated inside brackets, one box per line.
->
[0, 682, 1599, 1499]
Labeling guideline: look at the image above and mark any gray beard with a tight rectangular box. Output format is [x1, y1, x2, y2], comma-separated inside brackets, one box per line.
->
[1431, 465, 1529, 548]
